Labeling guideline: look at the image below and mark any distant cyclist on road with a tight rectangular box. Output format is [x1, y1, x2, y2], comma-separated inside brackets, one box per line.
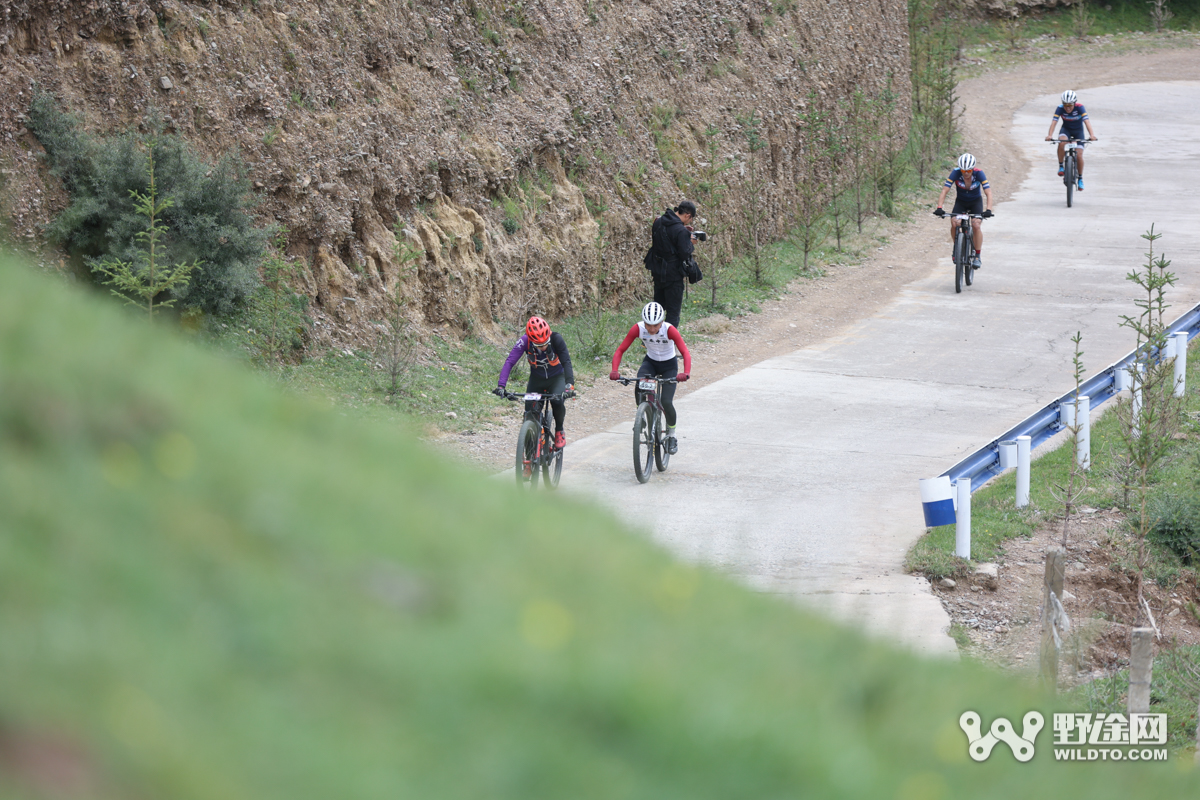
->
[934, 153, 994, 270]
[495, 316, 575, 450]
[609, 302, 692, 455]
[1045, 90, 1098, 191]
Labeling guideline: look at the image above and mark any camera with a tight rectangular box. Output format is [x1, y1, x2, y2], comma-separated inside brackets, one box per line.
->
[691, 230, 707, 242]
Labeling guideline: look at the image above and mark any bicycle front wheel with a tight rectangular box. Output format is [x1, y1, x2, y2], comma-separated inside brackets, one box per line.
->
[953, 229, 965, 294]
[1065, 157, 1075, 208]
[633, 403, 654, 484]
[654, 410, 670, 472]
[544, 433, 563, 488]
[516, 419, 540, 490]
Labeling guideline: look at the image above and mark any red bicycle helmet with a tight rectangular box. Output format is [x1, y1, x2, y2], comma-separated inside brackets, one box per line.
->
[525, 316, 551, 345]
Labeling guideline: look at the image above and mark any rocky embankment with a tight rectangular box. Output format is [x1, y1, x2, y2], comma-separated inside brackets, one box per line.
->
[0, 0, 908, 346]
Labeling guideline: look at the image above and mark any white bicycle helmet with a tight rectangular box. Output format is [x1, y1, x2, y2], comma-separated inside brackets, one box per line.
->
[642, 301, 666, 325]
[1061, 90, 1078, 104]
[957, 153, 976, 171]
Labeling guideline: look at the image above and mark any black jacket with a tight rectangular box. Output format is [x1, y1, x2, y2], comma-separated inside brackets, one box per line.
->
[649, 209, 694, 283]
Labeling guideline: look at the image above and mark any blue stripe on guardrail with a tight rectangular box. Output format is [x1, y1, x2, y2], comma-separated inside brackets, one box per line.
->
[940, 300, 1200, 492]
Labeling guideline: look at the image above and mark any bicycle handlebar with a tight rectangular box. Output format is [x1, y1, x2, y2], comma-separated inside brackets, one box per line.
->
[1046, 138, 1096, 142]
[933, 210, 988, 218]
[496, 389, 576, 401]
[615, 376, 678, 386]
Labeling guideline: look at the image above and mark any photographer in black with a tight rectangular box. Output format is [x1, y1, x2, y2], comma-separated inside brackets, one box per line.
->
[645, 200, 704, 328]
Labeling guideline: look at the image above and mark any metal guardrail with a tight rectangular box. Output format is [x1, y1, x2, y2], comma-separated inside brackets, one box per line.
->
[941, 301, 1200, 492]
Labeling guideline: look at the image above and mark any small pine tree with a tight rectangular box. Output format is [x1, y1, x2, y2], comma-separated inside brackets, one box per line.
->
[89, 141, 197, 319]
[793, 98, 829, 272]
[27, 90, 266, 316]
[1116, 226, 1184, 621]
[693, 125, 734, 310]
[246, 231, 309, 365]
[375, 234, 423, 400]
[573, 219, 620, 361]
[736, 110, 771, 285]
[874, 76, 908, 219]
[821, 109, 848, 252]
[842, 89, 873, 232]
[1048, 332, 1088, 550]
[1148, 0, 1172, 33]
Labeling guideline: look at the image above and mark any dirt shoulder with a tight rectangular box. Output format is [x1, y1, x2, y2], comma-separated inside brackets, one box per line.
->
[934, 509, 1200, 684]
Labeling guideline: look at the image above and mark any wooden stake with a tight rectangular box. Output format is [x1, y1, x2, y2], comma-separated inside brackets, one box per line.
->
[1129, 627, 1155, 715]
[1039, 548, 1066, 693]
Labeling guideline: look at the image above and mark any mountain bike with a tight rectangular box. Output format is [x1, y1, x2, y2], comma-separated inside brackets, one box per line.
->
[497, 388, 575, 490]
[615, 375, 677, 483]
[1051, 138, 1093, 208]
[934, 210, 986, 294]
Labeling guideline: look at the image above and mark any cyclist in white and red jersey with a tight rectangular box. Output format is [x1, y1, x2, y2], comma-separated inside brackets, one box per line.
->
[609, 301, 692, 455]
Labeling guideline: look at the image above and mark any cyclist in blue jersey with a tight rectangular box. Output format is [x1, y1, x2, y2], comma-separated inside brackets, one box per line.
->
[934, 153, 994, 270]
[1044, 90, 1098, 190]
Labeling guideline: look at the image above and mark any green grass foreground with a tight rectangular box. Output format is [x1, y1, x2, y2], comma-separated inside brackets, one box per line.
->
[2, 255, 1196, 797]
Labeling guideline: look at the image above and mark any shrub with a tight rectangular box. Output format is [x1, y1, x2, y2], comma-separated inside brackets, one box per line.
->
[244, 234, 309, 365]
[27, 90, 268, 315]
[89, 141, 198, 318]
[1148, 491, 1200, 564]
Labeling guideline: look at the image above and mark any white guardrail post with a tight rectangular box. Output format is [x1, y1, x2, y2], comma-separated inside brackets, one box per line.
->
[955, 477, 971, 559]
[1061, 396, 1091, 470]
[1115, 365, 1129, 392]
[1174, 331, 1189, 398]
[1016, 435, 1031, 508]
[999, 439, 1017, 470]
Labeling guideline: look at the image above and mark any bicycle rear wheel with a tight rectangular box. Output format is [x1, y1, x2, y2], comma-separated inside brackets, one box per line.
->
[633, 403, 654, 484]
[1064, 156, 1075, 208]
[516, 419, 540, 490]
[544, 431, 563, 488]
[953, 229, 965, 294]
[653, 410, 670, 472]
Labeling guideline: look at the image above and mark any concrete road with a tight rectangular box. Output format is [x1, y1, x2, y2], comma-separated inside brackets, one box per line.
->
[562, 82, 1200, 658]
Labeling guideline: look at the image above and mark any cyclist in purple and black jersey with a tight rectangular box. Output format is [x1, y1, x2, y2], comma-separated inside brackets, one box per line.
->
[494, 316, 575, 450]
[1045, 90, 1098, 189]
[934, 153, 994, 270]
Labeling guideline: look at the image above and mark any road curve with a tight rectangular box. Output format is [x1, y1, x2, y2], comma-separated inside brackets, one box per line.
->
[561, 81, 1200, 658]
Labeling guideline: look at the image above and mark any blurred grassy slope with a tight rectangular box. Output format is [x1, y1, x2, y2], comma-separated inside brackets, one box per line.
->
[0, 254, 1193, 798]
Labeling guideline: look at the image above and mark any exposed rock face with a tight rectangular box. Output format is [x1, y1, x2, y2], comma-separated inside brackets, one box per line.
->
[0, 0, 909, 346]
[971, 0, 1078, 15]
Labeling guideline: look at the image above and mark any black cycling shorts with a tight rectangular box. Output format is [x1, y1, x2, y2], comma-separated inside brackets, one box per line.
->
[951, 196, 984, 215]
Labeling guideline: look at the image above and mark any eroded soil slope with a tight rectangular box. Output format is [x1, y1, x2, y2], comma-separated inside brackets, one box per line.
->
[0, 0, 908, 348]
